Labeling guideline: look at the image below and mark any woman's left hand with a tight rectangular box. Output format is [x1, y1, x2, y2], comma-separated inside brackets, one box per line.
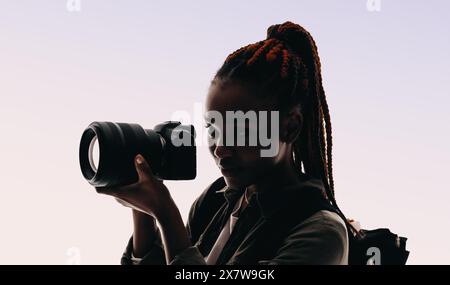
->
[95, 154, 173, 220]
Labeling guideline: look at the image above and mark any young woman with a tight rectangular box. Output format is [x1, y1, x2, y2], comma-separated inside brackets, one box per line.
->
[96, 21, 349, 265]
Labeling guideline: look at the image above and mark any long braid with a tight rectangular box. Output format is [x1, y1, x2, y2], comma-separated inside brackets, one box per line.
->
[306, 33, 335, 202]
[276, 22, 337, 207]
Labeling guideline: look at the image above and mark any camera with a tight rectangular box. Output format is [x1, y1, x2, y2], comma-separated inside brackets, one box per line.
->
[79, 121, 196, 187]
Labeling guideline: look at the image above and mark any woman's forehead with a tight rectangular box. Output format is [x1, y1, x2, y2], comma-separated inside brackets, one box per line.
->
[205, 81, 278, 113]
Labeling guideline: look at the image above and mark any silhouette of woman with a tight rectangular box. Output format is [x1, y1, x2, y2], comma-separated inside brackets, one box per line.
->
[96, 21, 348, 265]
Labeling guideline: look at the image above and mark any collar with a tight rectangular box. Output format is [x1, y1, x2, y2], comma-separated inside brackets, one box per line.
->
[215, 175, 328, 219]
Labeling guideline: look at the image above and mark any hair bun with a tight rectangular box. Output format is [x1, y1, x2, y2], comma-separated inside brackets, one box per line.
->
[266, 21, 317, 70]
[267, 21, 305, 40]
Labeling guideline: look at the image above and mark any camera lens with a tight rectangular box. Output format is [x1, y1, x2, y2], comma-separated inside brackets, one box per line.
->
[88, 135, 100, 173]
[79, 127, 99, 182]
[79, 121, 196, 188]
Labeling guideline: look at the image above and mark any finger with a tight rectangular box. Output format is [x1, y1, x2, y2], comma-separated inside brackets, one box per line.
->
[135, 154, 154, 181]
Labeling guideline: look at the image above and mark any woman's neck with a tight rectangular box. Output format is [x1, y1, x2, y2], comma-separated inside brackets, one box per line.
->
[246, 155, 302, 196]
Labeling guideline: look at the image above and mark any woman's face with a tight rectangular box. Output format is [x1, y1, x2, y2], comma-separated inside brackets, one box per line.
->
[205, 80, 291, 190]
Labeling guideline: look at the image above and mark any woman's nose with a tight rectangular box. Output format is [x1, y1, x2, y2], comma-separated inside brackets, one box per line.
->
[213, 144, 233, 159]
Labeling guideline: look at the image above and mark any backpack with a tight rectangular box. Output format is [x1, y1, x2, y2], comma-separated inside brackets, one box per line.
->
[347, 224, 409, 265]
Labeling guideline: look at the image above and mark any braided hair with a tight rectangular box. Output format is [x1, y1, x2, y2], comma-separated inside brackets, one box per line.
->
[212, 21, 337, 208]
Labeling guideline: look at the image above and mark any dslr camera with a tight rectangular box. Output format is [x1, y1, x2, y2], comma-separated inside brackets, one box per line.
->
[79, 121, 196, 187]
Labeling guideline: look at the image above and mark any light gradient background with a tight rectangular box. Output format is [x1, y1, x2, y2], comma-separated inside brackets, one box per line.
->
[0, 0, 449, 264]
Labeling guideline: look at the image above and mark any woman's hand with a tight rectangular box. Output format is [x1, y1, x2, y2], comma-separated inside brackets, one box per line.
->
[95, 154, 173, 220]
[96, 154, 192, 263]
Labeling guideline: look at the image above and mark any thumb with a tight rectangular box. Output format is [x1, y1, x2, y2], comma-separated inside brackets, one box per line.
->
[134, 154, 153, 181]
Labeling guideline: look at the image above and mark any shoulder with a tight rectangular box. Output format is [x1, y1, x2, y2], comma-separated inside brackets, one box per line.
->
[301, 210, 347, 233]
[294, 210, 348, 246]
[279, 210, 349, 264]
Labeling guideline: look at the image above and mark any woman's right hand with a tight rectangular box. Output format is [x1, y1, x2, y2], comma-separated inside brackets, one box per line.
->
[97, 155, 191, 263]
[95, 154, 173, 220]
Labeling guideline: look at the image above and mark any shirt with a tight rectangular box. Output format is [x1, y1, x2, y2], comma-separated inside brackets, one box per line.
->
[205, 192, 245, 264]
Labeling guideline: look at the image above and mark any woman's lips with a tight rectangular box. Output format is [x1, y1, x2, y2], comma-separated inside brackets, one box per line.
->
[220, 167, 242, 177]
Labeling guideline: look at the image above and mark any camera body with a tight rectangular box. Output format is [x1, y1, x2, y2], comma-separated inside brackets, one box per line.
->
[79, 121, 196, 187]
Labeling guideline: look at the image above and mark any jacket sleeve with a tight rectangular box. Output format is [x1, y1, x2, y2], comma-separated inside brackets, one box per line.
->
[258, 210, 349, 265]
[121, 227, 166, 265]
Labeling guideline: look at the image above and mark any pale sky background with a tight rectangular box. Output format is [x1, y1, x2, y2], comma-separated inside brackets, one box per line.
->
[0, 0, 449, 264]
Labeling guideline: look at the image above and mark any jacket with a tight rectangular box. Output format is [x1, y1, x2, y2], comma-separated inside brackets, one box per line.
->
[121, 174, 348, 265]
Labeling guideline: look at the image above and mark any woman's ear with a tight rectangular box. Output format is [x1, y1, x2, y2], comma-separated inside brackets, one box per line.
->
[281, 106, 303, 143]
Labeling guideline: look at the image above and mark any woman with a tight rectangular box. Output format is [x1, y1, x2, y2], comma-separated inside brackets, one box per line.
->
[96, 21, 349, 265]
